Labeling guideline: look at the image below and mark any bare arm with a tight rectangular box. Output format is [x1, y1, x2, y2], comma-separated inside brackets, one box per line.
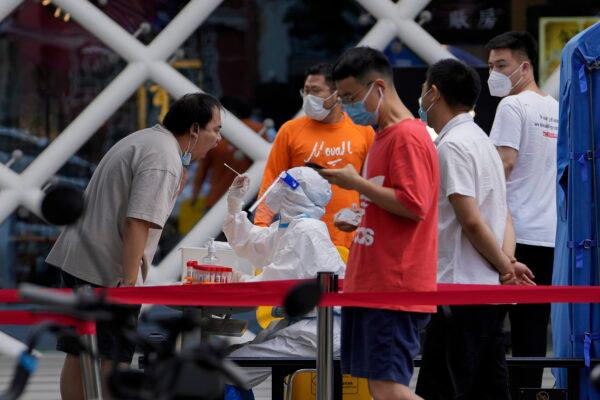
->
[496, 146, 518, 178]
[354, 177, 420, 220]
[121, 217, 154, 287]
[449, 193, 513, 275]
[502, 212, 516, 258]
[449, 194, 535, 285]
[319, 164, 420, 220]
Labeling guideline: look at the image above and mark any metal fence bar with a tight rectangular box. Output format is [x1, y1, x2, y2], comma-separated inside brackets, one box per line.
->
[316, 272, 336, 400]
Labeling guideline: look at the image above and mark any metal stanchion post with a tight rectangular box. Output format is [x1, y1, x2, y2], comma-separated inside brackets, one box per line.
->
[75, 286, 102, 400]
[79, 328, 103, 400]
[316, 272, 336, 400]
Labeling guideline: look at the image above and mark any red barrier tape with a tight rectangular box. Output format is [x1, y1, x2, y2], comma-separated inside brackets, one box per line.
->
[0, 281, 598, 308]
[0, 311, 96, 334]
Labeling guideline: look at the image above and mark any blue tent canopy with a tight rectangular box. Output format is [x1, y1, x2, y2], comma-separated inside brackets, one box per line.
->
[552, 21, 600, 399]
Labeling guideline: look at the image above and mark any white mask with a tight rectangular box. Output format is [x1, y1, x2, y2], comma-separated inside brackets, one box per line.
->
[487, 62, 524, 97]
[302, 92, 337, 121]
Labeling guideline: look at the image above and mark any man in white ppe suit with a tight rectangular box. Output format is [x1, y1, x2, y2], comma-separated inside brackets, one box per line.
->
[223, 166, 345, 388]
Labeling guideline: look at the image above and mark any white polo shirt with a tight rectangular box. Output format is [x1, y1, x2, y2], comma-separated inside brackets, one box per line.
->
[436, 113, 507, 285]
[490, 91, 558, 247]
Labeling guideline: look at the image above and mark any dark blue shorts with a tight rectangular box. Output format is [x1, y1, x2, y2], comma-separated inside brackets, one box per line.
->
[341, 307, 430, 385]
[55, 269, 140, 363]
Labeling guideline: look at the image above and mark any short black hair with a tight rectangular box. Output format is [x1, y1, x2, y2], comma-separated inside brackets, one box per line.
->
[332, 47, 393, 83]
[162, 93, 222, 135]
[425, 59, 481, 109]
[485, 31, 538, 68]
[304, 62, 334, 89]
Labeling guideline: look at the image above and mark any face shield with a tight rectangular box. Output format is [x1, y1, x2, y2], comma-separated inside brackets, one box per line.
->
[249, 167, 332, 222]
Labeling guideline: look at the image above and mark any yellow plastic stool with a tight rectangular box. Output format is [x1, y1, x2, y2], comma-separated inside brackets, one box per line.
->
[256, 305, 283, 329]
[254, 267, 283, 329]
[285, 370, 372, 400]
[335, 245, 350, 263]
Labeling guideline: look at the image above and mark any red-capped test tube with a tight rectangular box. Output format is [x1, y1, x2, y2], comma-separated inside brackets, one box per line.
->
[184, 261, 195, 285]
[223, 267, 233, 283]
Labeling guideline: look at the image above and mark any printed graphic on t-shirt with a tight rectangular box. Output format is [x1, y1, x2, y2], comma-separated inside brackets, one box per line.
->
[534, 113, 559, 139]
[355, 175, 384, 247]
[304, 140, 353, 166]
[354, 227, 375, 246]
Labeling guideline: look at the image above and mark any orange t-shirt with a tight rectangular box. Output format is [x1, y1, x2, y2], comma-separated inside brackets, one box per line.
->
[255, 114, 374, 248]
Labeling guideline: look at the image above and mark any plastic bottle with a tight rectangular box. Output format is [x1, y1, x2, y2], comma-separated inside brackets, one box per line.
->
[202, 237, 220, 266]
[202, 238, 220, 283]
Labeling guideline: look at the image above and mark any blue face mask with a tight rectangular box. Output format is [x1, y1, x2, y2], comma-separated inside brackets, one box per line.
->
[343, 83, 382, 126]
[181, 129, 198, 167]
[181, 152, 192, 166]
[418, 88, 435, 125]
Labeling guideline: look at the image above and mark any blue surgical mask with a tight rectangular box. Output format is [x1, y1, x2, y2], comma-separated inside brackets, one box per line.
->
[181, 130, 198, 166]
[418, 89, 435, 125]
[181, 152, 192, 166]
[343, 83, 383, 126]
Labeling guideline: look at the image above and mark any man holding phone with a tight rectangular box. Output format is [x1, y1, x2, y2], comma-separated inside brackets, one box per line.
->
[254, 62, 374, 249]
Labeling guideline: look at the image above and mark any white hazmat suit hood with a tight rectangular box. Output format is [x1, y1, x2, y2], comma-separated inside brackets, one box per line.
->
[222, 166, 344, 282]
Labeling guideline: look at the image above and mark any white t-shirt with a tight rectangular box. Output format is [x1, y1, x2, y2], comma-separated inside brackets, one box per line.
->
[436, 113, 507, 285]
[47, 125, 183, 287]
[490, 90, 559, 247]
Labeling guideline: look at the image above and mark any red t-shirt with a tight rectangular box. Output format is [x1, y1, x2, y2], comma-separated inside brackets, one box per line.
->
[344, 118, 439, 313]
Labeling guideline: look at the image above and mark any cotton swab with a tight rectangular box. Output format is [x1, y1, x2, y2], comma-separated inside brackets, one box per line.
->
[224, 163, 242, 176]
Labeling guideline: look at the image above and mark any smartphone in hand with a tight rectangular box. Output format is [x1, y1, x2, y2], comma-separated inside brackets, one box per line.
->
[305, 162, 325, 170]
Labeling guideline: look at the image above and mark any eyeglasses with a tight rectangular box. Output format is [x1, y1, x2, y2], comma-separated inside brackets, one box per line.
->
[339, 81, 374, 105]
[299, 87, 333, 98]
[299, 88, 338, 100]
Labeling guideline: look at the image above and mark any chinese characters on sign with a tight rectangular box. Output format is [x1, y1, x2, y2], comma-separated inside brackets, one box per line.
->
[448, 8, 498, 30]
[425, 0, 509, 44]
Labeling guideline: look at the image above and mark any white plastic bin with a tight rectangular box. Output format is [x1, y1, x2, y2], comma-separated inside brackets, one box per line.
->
[179, 241, 254, 280]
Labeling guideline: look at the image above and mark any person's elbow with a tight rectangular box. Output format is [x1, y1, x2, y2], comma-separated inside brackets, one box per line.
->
[502, 159, 515, 177]
[389, 203, 424, 221]
[403, 199, 428, 221]
[394, 191, 427, 221]
[403, 208, 424, 222]
[496, 146, 518, 178]
[459, 215, 486, 236]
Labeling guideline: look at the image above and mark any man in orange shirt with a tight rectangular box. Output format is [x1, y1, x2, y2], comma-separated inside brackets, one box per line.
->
[254, 63, 374, 249]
